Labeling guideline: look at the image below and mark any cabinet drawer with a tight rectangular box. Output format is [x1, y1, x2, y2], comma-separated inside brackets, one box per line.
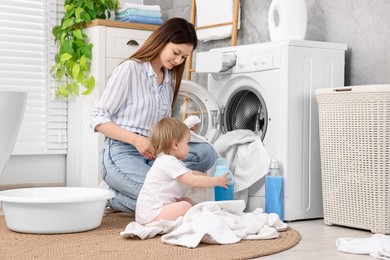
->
[106, 27, 152, 59]
[106, 58, 124, 79]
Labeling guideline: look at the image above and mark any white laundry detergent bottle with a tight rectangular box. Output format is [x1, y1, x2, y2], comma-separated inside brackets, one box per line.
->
[265, 159, 284, 221]
[214, 157, 234, 201]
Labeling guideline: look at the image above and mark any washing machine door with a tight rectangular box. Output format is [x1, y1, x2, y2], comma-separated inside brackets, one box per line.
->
[211, 76, 269, 141]
[172, 80, 220, 143]
[222, 86, 268, 141]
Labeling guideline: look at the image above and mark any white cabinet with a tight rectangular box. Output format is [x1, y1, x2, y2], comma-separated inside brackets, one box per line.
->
[67, 20, 156, 187]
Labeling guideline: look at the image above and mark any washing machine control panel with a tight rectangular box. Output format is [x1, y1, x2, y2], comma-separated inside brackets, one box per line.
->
[234, 46, 280, 73]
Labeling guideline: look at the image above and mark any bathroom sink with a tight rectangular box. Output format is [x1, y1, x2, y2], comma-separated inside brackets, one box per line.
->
[0, 91, 27, 177]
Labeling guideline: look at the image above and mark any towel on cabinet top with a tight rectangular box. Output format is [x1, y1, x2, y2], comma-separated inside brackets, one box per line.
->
[116, 8, 162, 18]
[115, 15, 163, 25]
[118, 3, 161, 13]
[115, 3, 163, 25]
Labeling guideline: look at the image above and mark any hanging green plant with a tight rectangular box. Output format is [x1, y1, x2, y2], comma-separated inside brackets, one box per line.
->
[51, 0, 119, 98]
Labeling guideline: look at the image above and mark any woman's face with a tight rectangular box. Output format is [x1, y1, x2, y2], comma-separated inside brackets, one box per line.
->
[159, 42, 193, 69]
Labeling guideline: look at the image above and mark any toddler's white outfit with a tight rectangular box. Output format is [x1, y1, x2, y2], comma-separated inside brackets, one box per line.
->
[135, 153, 192, 224]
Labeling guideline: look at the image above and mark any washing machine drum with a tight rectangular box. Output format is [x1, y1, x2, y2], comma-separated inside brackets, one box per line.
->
[224, 90, 268, 140]
[172, 81, 268, 143]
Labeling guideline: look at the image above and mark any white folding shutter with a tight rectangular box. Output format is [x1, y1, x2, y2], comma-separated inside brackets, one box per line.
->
[0, 0, 67, 155]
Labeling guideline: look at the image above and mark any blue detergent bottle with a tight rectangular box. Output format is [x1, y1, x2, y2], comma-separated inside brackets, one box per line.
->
[214, 157, 234, 201]
[265, 159, 284, 221]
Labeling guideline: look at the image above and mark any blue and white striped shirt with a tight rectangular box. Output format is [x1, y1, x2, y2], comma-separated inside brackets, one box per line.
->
[90, 60, 173, 137]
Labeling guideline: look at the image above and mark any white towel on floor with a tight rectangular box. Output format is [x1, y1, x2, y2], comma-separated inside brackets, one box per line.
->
[121, 200, 288, 248]
[195, 0, 240, 42]
[213, 130, 271, 193]
[336, 234, 390, 259]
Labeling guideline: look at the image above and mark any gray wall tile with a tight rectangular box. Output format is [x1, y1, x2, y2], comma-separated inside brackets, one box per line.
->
[152, 0, 390, 86]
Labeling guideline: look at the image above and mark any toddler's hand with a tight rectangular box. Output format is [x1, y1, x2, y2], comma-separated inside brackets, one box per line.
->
[216, 172, 231, 189]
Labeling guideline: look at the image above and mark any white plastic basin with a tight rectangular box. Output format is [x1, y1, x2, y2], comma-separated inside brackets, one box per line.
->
[0, 187, 114, 234]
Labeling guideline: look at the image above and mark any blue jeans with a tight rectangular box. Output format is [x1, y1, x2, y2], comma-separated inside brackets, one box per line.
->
[101, 138, 217, 212]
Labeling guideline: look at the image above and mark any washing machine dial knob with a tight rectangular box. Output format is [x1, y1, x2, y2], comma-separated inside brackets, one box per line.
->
[238, 58, 246, 68]
[252, 56, 260, 66]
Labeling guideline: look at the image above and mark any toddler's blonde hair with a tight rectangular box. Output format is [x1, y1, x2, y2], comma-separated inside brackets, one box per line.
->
[150, 117, 190, 155]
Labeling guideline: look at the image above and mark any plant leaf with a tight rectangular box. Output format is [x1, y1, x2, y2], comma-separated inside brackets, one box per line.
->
[76, 71, 85, 82]
[72, 63, 80, 78]
[82, 87, 93, 95]
[62, 40, 74, 54]
[58, 85, 69, 98]
[85, 1, 94, 10]
[82, 76, 95, 95]
[79, 55, 87, 70]
[61, 18, 74, 30]
[88, 75, 95, 88]
[63, 4, 75, 18]
[88, 8, 97, 19]
[52, 0, 120, 97]
[75, 7, 83, 19]
[52, 26, 62, 41]
[56, 69, 64, 80]
[72, 29, 83, 40]
[80, 46, 92, 59]
[60, 53, 72, 63]
[81, 12, 92, 22]
[70, 82, 79, 96]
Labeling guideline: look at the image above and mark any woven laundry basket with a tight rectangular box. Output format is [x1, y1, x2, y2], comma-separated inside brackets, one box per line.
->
[315, 85, 390, 234]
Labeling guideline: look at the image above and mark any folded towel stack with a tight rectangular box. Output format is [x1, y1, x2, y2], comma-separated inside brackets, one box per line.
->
[115, 3, 163, 25]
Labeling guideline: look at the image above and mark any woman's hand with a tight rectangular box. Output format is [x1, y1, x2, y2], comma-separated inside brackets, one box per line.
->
[133, 135, 156, 160]
[94, 123, 156, 160]
[190, 123, 200, 132]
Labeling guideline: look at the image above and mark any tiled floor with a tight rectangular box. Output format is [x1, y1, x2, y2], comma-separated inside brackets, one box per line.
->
[259, 219, 373, 260]
[189, 188, 375, 260]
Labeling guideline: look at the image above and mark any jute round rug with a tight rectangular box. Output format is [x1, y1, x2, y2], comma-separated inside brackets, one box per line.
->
[0, 212, 300, 260]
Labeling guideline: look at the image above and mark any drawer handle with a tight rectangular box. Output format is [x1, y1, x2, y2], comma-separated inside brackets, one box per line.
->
[333, 87, 352, 92]
[127, 40, 139, 46]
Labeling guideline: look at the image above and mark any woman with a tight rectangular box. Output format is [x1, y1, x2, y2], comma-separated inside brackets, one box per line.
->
[90, 18, 216, 212]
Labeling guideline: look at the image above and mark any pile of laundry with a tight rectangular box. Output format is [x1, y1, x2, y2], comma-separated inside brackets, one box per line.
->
[120, 200, 288, 248]
[115, 3, 163, 25]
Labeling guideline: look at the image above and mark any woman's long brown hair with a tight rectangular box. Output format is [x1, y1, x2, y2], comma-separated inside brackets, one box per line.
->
[129, 18, 198, 107]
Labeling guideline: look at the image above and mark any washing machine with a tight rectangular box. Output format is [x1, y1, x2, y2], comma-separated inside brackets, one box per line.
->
[173, 40, 347, 221]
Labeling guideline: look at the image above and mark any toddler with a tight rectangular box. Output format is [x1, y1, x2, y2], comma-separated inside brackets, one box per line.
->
[135, 117, 230, 225]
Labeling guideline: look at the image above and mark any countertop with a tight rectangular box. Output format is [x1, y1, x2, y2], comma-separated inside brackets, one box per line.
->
[85, 19, 159, 31]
